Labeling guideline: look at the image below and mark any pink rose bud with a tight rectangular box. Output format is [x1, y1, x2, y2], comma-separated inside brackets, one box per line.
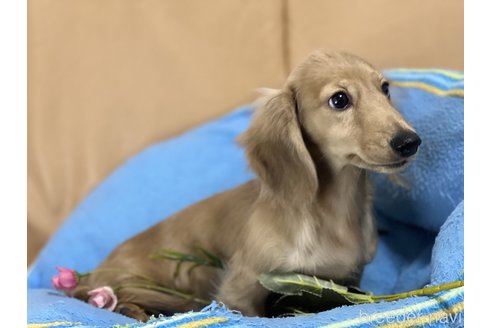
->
[51, 276, 62, 289]
[51, 267, 78, 292]
[87, 286, 118, 312]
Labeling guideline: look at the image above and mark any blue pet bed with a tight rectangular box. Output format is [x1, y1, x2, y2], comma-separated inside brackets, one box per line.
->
[28, 69, 464, 328]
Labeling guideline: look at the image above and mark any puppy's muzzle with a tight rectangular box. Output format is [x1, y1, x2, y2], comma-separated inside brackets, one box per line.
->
[390, 131, 421, 158]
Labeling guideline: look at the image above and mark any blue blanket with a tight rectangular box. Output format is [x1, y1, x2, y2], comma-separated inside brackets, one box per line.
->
[28, 69, 464, 328]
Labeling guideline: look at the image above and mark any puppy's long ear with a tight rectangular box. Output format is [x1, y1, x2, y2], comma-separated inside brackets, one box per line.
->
[239, 89, 318, 204]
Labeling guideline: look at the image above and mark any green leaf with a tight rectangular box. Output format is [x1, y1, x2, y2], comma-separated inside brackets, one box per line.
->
[259, 272, 373, 306]
[259, 271, 464, 313]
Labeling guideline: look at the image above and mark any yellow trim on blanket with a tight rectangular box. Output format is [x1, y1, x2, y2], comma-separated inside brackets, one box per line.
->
[389, 68, 464, 80]
[27, 322, 80, 328]
[380, 301, 464, 328]
[392, 81, 464, 97]
[322, 287, 464, 328]
[176, 316, 228, 328]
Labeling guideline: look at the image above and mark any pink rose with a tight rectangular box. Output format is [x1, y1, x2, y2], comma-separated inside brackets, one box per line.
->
[87, 286, 118, 312]
[51, 267, 78, 292]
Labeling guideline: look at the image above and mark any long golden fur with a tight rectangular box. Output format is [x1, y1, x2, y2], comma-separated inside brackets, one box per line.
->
[74, 50, 420, 320]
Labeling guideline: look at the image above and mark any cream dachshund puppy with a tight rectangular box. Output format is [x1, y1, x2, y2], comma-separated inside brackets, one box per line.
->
[74, 50, 421, 320]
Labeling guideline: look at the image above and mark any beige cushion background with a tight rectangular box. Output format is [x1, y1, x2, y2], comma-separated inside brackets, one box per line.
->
[287, 0, 464, 70]
[28, 0, 463, 265]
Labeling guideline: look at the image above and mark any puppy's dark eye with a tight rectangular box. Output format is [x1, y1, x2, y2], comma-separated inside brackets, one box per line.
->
[382, 82, 390, 98]
[328, 92, 350, 110]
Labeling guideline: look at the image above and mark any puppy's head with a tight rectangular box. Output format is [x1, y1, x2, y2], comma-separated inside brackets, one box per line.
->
[240, 50, 420, 201]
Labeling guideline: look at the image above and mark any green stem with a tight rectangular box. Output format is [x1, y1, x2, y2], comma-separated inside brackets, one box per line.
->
[81, 267, 209, 305]
[371, 280, 464, 302]
[114, 283, 209, 305]
[84, 268, 158, 284]
[150, 248, 224, 271]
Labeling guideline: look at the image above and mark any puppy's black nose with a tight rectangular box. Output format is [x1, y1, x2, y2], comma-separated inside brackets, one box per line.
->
[390, 131, 421, 157]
